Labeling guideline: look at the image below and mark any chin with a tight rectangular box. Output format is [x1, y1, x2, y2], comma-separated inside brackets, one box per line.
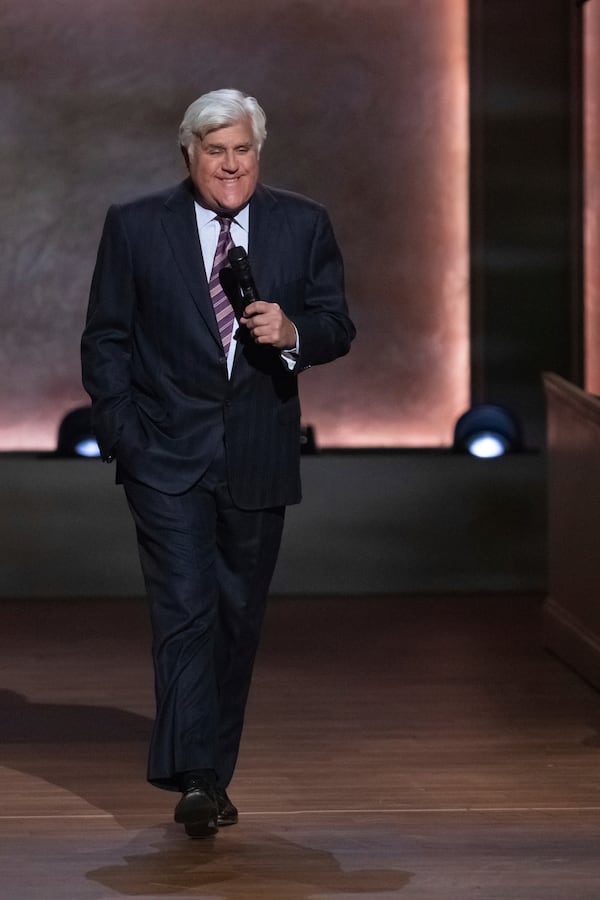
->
[213, 200, 248, 217]
[218, 195, 247, 210]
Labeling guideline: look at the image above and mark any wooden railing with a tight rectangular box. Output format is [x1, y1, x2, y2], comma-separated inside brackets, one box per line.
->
[544, 373, 600, 689]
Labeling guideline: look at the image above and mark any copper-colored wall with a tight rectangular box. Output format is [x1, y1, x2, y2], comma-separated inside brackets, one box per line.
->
[585, 0, 600, 391]
[1, 0, 469, 450]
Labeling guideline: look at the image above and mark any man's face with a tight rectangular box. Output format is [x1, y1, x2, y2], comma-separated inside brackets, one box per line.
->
[188, 119, 259, 214]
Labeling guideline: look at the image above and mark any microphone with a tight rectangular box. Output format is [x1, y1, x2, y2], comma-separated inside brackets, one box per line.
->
[228, 246, 260, 309]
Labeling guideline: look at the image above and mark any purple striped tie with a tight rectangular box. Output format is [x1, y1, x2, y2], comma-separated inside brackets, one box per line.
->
[209, 216, 236, 354]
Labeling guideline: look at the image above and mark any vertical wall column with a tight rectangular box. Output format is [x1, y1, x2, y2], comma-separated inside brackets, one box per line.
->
[584, 0, 600, 391]
[469, 0, 584, 448]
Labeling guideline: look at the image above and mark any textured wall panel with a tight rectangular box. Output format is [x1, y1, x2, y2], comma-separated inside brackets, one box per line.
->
[0, 0, 468, 449]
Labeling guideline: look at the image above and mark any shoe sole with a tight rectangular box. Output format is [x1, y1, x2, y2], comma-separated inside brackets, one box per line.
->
[175, 791, 218, 838]
[217, 813, 238, 827]
[184, 820, 218, 838]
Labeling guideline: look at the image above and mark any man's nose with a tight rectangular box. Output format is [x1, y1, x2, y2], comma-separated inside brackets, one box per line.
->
[222, 150, 239, 171]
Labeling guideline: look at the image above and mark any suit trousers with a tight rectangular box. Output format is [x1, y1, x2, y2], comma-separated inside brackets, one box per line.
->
[122, 440, 285, 792]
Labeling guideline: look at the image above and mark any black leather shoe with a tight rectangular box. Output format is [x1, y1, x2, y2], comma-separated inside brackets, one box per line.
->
[216, 787, 239, 826]
[174, 776, 218, 838]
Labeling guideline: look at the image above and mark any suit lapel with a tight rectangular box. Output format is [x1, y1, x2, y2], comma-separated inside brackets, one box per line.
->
[248, 184, 279, 300]
[161, 179, 222, 348]
[230, 185, 279, 368]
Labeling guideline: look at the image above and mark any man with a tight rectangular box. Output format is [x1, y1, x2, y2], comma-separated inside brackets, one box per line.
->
[81, 89, 355, 838]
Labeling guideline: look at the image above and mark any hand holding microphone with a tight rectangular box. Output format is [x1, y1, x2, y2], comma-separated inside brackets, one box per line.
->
[228, 246, 297, 350]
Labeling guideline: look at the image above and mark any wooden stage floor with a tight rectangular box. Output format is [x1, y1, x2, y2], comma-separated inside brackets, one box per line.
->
[1, 594, 600, 899]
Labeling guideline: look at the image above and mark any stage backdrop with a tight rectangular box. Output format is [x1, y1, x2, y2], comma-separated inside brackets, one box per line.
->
[0, 0, 469, 450]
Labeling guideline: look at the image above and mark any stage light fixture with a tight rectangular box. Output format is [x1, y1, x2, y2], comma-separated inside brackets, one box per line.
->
[56, 406, 100, 458]
[453, 404, 522, 459]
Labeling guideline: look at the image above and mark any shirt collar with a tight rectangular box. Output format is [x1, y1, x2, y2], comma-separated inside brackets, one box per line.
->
[194, 201, 249, 232]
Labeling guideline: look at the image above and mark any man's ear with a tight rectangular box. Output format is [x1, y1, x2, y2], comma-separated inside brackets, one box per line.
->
[180, 145, 190, 169]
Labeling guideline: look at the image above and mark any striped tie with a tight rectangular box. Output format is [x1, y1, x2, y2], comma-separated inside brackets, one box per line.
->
[209, 216, 236, 354]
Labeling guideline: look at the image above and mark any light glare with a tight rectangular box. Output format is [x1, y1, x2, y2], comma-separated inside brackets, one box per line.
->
[74, 438, 101, 458]
[468, 434, 507, 459]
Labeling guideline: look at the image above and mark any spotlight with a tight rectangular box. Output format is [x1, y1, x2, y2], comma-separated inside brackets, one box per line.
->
[56, 406, 100, 458]
[453, 404, 522, 459]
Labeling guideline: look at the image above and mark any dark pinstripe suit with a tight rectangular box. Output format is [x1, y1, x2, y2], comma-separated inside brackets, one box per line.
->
[81, 177, 354, 791]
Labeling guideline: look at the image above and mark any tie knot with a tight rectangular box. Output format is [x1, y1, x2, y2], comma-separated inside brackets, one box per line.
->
[216, 216, 232, 234]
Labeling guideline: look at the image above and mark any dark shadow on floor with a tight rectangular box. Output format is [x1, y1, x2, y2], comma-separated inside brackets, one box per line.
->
[86, 826, 413, 898]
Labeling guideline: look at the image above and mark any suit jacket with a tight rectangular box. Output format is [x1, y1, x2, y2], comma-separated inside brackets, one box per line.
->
[81, 178, 355, 508]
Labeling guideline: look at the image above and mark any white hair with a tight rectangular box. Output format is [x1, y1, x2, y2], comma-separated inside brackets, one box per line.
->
[179, 89, 267, 157]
